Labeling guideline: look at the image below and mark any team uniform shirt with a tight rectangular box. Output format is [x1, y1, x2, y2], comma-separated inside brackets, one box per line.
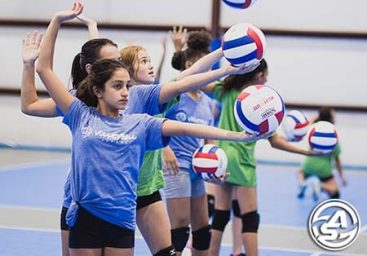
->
[63, 99, 168, 230]
[124, 84, 177, 196]
[165, 92, 214, 177]
[302, 143, 341, 178]
[212, 81, 257, 187]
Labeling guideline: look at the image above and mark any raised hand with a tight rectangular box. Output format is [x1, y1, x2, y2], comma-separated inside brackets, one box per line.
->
[22, 31, 43, 64]
[170, 26, 187, 52]
[55, 2, 83, 24]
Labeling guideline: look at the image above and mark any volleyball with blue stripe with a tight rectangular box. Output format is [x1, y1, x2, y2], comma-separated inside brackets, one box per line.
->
[308, 121, 338, 153]
[282, 110, 310, 141]
[222, 0, 257, 9]
[222, 23, 266, 67]
[192, 144, 228, 181]
[234, 84, 285, 134]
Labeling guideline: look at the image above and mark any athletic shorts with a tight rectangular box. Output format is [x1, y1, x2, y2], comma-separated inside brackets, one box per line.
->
[60, 206, 69, 231]
[163, 168, 205, 199]
[69, 206, 135, 248]
[136, 190, 162, 210]
[305, 174, 334, 183]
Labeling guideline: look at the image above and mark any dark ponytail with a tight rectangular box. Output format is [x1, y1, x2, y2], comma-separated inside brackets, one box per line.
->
[222, 59, 268, 94]
[71, 38, 118, 90]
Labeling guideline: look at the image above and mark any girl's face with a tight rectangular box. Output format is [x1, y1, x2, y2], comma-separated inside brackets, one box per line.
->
[133, 49, 155, 84]
[99, 44, 121, 61]
[98, 68, 131, 113]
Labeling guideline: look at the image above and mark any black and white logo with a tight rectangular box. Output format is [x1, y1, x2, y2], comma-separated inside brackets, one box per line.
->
[308, 199, 360, 251]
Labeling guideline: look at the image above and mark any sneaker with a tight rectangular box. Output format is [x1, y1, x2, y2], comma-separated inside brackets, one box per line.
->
[182, 247, 192, 256]
[297, 184, 306, 199]
[230, 253, 246, 256]
[308, 176, 321, 201]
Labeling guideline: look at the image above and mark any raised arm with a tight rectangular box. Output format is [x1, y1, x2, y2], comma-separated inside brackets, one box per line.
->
[175, 48, 223, 80]
[76, 14, 99, 39]
[36, 2, 83, 113]
[159, 63, 256, 104]
[162, 120, 257, 142]
[21, 31, 59, 117]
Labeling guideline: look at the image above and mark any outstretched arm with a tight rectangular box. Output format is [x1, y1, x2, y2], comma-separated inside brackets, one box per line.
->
[154, 37, 167, 84]
[76, 14, 99, 39]
[268, 133, 314, 155]
[21, 31, 59, 117]
[162, 120, 257, 142]
[37, 2, 83, 113]
[159, 63, 256, 104]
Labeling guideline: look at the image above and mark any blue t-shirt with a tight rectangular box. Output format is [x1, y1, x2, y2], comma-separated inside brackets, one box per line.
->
[165, 92, 214, 173]
[63, 99, 168, 230]
[61, 84, 164, 207]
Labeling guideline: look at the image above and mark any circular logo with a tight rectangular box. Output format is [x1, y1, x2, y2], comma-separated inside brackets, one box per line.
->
[176, 112, 187, 122]
[308, 199, 360, 251]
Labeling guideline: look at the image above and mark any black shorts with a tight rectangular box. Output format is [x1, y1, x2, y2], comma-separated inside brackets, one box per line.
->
[136, 190, 162, 210]
[69, 206, 135, 248]
[60, 206, 69, 231]
[305, 174, 334, 183]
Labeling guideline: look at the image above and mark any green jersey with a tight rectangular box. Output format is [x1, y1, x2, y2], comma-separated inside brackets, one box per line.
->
[302, 143, 341, 178]
[213, 82, 257, 187]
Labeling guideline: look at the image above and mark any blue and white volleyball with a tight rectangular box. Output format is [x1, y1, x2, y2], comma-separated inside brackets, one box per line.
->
[222, 0, 257, 9]
[282, 110, 310, 141]
[234, 84, 285, 134]
[222, 23, 266, 67]
[308, 121, 338, 153]
[192, 144, 228, 181]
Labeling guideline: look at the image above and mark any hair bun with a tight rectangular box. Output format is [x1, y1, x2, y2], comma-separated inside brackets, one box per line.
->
[187, 31, 211, 50]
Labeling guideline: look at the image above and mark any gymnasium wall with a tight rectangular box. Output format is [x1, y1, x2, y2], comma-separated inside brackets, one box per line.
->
[0, 0, 366, 169]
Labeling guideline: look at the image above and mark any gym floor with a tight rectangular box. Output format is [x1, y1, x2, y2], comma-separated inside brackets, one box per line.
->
[0, 148, 366, 256]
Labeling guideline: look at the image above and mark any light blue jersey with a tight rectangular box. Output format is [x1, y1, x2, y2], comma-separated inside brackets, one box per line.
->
[61, 84, 164, 207]
[165, 92, 214, 172]
[63, 99, 168, 230]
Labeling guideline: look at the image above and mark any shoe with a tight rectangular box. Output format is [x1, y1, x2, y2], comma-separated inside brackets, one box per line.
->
[297, 184, 306, 199]
[230, 254, 246, 256]
[308, 176, 321, 201]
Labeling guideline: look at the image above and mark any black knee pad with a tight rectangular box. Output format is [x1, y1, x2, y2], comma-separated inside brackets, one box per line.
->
[153, 245, 176, 256]
[171, 227, 190, 252]
[241, 211, 260, 233]
[232, 200, 241, 218]
[207, 194, 215, 218]
[192, 225, 211, 251]
[330, 191, 340, 199]
[211, 209, 230, 232]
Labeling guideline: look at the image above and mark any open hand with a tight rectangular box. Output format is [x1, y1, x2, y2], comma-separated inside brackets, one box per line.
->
[22, 31, 43, 64]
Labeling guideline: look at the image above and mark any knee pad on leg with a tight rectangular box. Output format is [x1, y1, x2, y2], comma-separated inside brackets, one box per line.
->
[153, 245, 176, 256]
[207, 194, 215, 218]
[241, 211, 260, 233]
[171, 227, 190, 252]
[211, 209, 230, 232]
[192, 225, 211, 251]
[232, 200, 241, 218]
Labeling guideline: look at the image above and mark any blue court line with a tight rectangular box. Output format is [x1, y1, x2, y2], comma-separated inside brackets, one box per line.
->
[2, 144, 367, 171]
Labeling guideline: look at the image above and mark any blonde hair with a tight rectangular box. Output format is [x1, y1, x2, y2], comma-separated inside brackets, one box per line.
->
[120, 45, 144, 79]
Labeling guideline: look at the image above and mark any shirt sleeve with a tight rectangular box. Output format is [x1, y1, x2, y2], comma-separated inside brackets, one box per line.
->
[144, 116, 170, 151]
[62, 99, 88, 131]
[128, 84, 162, 115]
